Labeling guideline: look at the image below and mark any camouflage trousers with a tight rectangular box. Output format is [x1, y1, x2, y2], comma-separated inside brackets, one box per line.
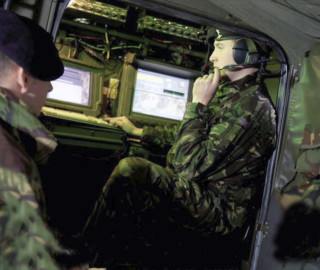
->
[84, 156, 224, 238]
[89, 156, 230, 233]
[81, 159, 234, 266]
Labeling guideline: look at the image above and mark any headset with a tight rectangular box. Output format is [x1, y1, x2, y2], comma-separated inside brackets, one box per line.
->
[205, 39, 268, 73]
[231, 38, 265, 67]
[217, 38, 269, 71]
[203, 29, 272, 74]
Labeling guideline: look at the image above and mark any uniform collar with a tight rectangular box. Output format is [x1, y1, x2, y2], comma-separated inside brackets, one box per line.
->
[217, 73, 259, 97]
[0, 87, 57, 164]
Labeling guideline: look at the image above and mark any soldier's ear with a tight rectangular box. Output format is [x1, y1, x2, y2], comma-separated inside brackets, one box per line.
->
[16, 66, 30, 95]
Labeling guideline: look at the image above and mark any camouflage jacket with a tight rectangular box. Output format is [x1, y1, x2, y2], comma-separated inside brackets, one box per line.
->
[0, 88, 61, 270]
[142, 74, 277, 233]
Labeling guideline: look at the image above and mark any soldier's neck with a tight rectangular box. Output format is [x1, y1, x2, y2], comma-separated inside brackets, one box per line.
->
[226, 67, 259, 82]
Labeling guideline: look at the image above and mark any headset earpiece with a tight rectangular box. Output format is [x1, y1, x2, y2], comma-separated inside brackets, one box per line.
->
[233, 38, 260, 66]
[233, 39, 248, 64]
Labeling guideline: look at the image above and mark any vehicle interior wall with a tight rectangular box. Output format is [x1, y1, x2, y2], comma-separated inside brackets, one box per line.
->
[274, 43, 320, 190]
[256, 43, 320, 270]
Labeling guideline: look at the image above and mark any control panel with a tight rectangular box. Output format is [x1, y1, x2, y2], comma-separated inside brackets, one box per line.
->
[138, 14, 204, 42]
[67, 0, 128, 23]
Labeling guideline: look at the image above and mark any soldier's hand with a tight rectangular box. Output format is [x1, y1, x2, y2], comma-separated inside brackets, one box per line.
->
[105, 116, 143, 137]
[192, 68, 220, 105]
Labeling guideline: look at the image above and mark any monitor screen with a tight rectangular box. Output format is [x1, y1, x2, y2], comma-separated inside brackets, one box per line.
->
[131, 68, 190, 121]
[48, 66, 91, 106]
[44, 60, 103, 117]
[116, 56, 200, 125]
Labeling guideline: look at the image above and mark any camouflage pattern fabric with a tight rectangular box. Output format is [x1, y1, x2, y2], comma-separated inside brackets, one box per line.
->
[85, 73, 276, 262]
[281, 125, 320, 209]
[0, 88, 61, 270]
[140, 85, 230, 151]
[142, 74, 276, 234]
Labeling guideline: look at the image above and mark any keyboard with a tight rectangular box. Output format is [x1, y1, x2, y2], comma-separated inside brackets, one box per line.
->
[41, 106, 116, 129]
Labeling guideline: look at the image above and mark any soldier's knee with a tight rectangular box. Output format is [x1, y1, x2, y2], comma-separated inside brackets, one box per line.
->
[117, 157, 134, 178]
[117, 157, 148, 178]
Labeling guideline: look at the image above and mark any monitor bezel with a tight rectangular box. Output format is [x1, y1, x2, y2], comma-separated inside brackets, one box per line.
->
[45, 60, 104, 117]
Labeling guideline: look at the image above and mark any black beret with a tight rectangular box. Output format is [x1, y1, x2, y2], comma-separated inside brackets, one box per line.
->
[0, 8, 64, 81]
[206, 27, 245, 46]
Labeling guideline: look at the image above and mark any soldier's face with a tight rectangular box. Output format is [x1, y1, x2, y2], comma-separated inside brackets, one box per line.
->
[209, 40, 237, 70]
[22, 77, 53, 116]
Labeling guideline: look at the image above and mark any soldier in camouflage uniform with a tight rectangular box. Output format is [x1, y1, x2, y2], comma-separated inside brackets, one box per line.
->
[84, 29, 277, 266]
[276, 125, 320, 259]
[0, 9, 87, 270]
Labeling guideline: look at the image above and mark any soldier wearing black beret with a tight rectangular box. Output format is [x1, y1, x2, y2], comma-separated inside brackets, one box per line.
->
[0, 8, 88, 270]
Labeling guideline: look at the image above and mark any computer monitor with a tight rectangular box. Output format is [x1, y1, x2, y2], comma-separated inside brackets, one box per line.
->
[45, 60, 104, 116]
[116, 56, 200, 125]
[132, 68, 190, 121]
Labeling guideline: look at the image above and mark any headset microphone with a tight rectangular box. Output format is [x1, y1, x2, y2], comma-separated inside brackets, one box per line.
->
[208, 58, 272, 74]
[220, 58, 272, 71]
[219, 64, 247, 71]
[208, 63, 258, 74]
[208, 65, 242, 74]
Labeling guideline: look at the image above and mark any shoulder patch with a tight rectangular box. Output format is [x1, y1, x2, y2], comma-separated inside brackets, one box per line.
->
[238, 118, 248, 128]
